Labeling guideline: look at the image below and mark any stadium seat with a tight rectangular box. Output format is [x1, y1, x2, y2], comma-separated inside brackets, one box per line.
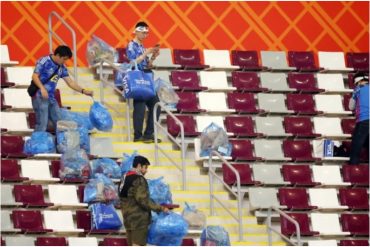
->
[1, 135, 28, 158]
[230, 139, 261, 161]
[286, 94, 322, 115]
[199, 71, 236, 91]
[35, 237, 68, 246]
[259, 72, 294, 92]
[318, 51, 352, 72]
[195, 115, 226, 133]
[249, 188, 280, 211]
[99, 238, 128, 246]
[222, 163, 259, 186]
[342, 165, 369, 186]
[346, 52, 369, 71]
[313, 117, 351, 138]
[1, 92, 12, 110]
[231, 71, 267, 92]
[347, 73, 356, 89]
[170, 71, 206, 91]
[282, 164, 319, 186]
[258, 93, 293, 114]
[76, 210, 120, 234]
[176, 92, 204, 113]
[253, 140, 289, 161]
[315, 94, 352, 115]
[308, 188, 348, 210]
[312, 166, 350, 186]
[0, 44, 19, 65]
[339, 240, 369, 246]
[283, 116, 320, 138]
[2, 210, 21, 233]
[50, 160, 87, 183]
[1, 67, 15, 88]
[12, 210, 52, 233]
[14, 184, 53, 207]
[340, 213, 369, 235]
[280, 213, 319, 236]
[341, 140, 369, 163]
[5, 67, 34, 87]
[231, 50, 266, 70]
[342, 94, 352, 112]
[224, 116, 260, 137]
[173, 49, 209, 69]
[27, 112, 56, 133]
[226, 92, 262, 114]
[198, 92, 234, 113]
[43, 210, 83, 233]
[311, 213, 349, 236]
[1, 159, 28, 182]
[252, 165, 287, 185]
[203, 49, 239, 70]
[278, 188, 317, 210]
[260, 51, 295, 71]
[4, 236, 35, 246]
[341, 118, 355, 135]
[255, 116, 289, 137]
[48, 184, 87, 208]
[2, 88, 32, 110]
[288, 51, 322, 71]
[181, 239, 197, 246]
[68, 237, 98, 246]
[20, 160, 60, 183]
[316, 74, 352, 93]
[116, 47, 129, 63]
[287, 73, 323, 93]
[167, 115, 198, 137]
[308, 240, 338, 246]
[1, 112, 33, 133]
[152, 48, 180, 69]
[283, 140, 318, 162]
[339, 188, 369, 210]
[1, 184, 17, 207]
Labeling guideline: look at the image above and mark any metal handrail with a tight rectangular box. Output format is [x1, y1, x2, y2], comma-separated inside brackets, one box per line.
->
[97, 59, 131, 141]
[208, 151, 243, 241]
[48, 11, 78, 82]
[267, 206, 302, 246]
[153, 102, 186, 190]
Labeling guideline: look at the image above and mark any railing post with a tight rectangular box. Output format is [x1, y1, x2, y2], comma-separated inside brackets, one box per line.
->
[153, 102, 160, 167]
[267, 207, 273, 246]
[208, 154, 215, 216]
[99, 62, 104, 103]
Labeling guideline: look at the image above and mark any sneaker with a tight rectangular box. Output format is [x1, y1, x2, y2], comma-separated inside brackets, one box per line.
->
[143, 137, 162, 144]
[133, 137, 144, 142]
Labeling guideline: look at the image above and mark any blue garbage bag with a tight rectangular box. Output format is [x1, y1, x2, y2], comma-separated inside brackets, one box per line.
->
[90, 203, 122, 230]
[91, 158, 121, 179]
[121, 151, 138, 175]
[154, 78, 179, 109]
[60, 108, 94, 130]
[24, 131, 56, 154]
[182, 202, 206, 228]
[84, 174, 118, 203]
[147, 212, 188, 246]
[59, 148, 90, 180]
[78, 127, 90, 154]
[200, 122, 232, 157]
[148, 177, 172, 205]
[56, 120, 80, 154]
[200, 226, 231, 246]
[114, 62, 132, 88]
[89, 101, 113, 132]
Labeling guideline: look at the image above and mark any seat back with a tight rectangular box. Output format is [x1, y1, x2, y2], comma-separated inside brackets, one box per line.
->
[68, 237, 98, 246]
[12, 210, 45, 231]
[288, 51, 317, 69]
[116, 48, 129, 63]
[21, 160, 54, 181]
[166, 115, 197, 137]
[342, 165, 369, 185]
[284, 117, 316, 136]
[315, 95, 347, 113]
[173, 49, 202, 66]
[260, 51, 290, 69]
[48, 184, 80, 205]
[14, 184, 46, 205]
[43, 210, 77, 231]
[1, 135, 25, 156]
[255, 116, 285, 136]
[313, 117, 345, 136]
[258, 93, 288, 113]
[1, 210, 15, 231]
[1, 159, 21, 180]
[339, 188, 369, 210]
[1, 184, 16, 205]
[312, 166, 344, 185]
[36, 237, 67, 246]
[280, 213, 312, 236]
[308, 188, 343, 209]
[278, 188, 310, 209]
[249, 188, 279, 210]
[318, 51, 347, 69]
[346, 52, 369, 70]
[203, 49, 233, 67]
[76, 210, 92, 231]
[6, 67, 33, 86]
[339, 240, 369, 246]
[5, 236, 35, 246]
[2, 112, 31, 131]
[282, 165, 315, 185]
[199, 71, 229, 90]
[1, 44, 17, 63]
[227, 92, 258, 113]
[196, 115, 225, 132]
[341, 118, 355, 134]
[286, 94, 316, 114]
[101, 238, 129, 246]
[198, 92, 229, 112]
[287, 73, 318, 91]
[310, 213, 343, 234]
[3, 88, 32, 109]
[224, 116, 256, 136]
[170, 71, 200, 90]
[176, 92, 200, 112]
[230, 139, 255, 160]
[260, 72, 291, 91]
[316, 73, 347, 91]
[152, 48, 177, 67]
[252, 164, 285, 184]
[231, 50, 259, 68]
[253, 140, 286, 161]
[231, 71, 261, 91]
[342, 94, 352, 111]
[222, 163, 254, 185]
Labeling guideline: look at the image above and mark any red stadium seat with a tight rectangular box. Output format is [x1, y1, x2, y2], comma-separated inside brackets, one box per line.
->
[14, 184, 53, 207]
[1, 92, 12, 110]
[181, 239, 197, 246]
[231, 50, 265, 70]
[76, 210, 119, 234]
[288, 51, 321, 72]
[346, 52, 369, 71]
[283, 117, 320, 138]
[278, 188, 317, 210]
[1, 135, 28, 158]
[231, 71, 267, 92]
[224, 116, 260, 138]
[176, 92, 204, 113]
[342, 94, 353, 112]
[339, 240, 369, 246]
[100, 238, 129, 246]
[1, 159, 27, 182]
[173, 49, 209, 69]
[287, 73, 323, 93]
[339, 188, 369, 210]
[12, 210, 52, 233]
[35, 237, 68, 246]
[341, 118, 356, 135]
[170, 71, 206, 91]
[1, 67, 15, 88]
[230, 140, 261, 161]
[283, 140, 318, 162]
[342, 165, 369, 186]
[286, 94, 321, 115]
[227, 92, 261, 114]
[116, 48, 129, 63]
[340, 214, 369, 236]
[222, 163, 259, 186]
[282, 165, 319, 186]
[166, 115, 198, 137]
[50, 160, 87, 183]
[280, 213, 319, 236]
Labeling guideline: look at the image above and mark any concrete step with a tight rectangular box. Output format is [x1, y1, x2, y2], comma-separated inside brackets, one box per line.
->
[171, 190, 229, 200]
[206, 215, 257, 225]
[228, 232, 282, 243]
[231, 241, 286, 246]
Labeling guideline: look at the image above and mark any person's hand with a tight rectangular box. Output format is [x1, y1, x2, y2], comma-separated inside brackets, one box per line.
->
[40, 88, 49, 99]
[145, 47, 157, 55]
[82, 89, 94, 97]
[161, 206, 170, 213]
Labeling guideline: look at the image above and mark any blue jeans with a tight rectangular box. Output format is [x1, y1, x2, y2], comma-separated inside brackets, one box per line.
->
[349, 120, 369, 164]
[31, 96, 61, 131]
[133, 95, 160, 140]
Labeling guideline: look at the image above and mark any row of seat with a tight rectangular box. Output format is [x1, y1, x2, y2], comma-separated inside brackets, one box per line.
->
[154, 70, 354, 94]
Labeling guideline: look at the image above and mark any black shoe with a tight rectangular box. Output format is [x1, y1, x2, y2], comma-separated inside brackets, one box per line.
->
[143, 136, 162, 143]
[133, 137, 144, 142]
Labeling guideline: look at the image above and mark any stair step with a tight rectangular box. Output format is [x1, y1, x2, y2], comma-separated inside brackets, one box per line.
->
[231, 241, 286, 246]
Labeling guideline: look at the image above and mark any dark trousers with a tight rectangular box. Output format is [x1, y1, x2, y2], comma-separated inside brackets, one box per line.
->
[133, 95, 160, 140]
[349, 120, 369, 164]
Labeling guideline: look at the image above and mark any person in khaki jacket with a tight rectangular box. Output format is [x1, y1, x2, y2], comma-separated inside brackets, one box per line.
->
[119, 155, 169, 245]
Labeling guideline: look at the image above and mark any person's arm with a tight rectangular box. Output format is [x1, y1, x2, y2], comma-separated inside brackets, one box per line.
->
[63, 76, 94, 96]
[133, 177, 165, 213]
[147, 49, 160, 68]
[349, 97, 356, 111]
[31, 73, 48, 99]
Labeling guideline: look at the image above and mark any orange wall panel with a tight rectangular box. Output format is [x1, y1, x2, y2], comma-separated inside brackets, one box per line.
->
[1, 1, 369, 66]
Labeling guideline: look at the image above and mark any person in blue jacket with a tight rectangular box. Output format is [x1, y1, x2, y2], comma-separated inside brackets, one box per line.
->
[348, 72, 369, 164]
[126, 21, 161, 143]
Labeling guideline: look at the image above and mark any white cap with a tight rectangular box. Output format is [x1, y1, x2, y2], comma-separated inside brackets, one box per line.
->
[354, 75, 369, 84]
[133, 26, 149, 33]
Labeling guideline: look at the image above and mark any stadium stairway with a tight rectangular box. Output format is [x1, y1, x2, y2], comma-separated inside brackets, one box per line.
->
[55, 67, 286, 245]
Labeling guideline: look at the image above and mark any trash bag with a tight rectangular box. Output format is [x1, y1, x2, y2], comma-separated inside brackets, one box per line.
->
[60, 108, 94, 130]
[122, 63, 156, 100]
[154, 78, 179, 108]
[200, 122, 232, 157]
[182, 202, 206, 228]
[90, 203, 122, 230]
[121, 151, 138, 175]
[86, 35, 117, 66]
[200, 226, 231, 246]
[78, 127, 90, 154]
[148, 177, 172, 205]
[56, 120, 80, 153]
[84, 174, 118, 203]
[114, 62, 132, 88]
[89, 101, 113, 132]
[91, 158, 121, 179]
[147, 212, 188, 246]
[59, 148, 90, 180]
[24, 131, 56, 154]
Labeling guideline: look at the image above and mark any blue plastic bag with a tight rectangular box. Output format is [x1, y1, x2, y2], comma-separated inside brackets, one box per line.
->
[89, 101, 113, 132]
[182, 202, 206, 228]
[59, 149, 90, 180]
[84, 174, 118, 203]
[90, 203, 122, 230]
[200, 122, 232, 157]
[121, 151, 138, 175]
[24, 131, 56, 154]
[122, 63, 155, 100]
[60, 108, 94, 130]
[154, 78, 179, 109]
[91, 158, 121, 178]
[148, 177, 172, 205]
[114, 62, 132, 88]
[200, 226, 231, 246]
[56, 121, 80, 154]
[86, 35, 118, 66]
[78, 127, 90, 154]
[148, 212, 188, 246]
